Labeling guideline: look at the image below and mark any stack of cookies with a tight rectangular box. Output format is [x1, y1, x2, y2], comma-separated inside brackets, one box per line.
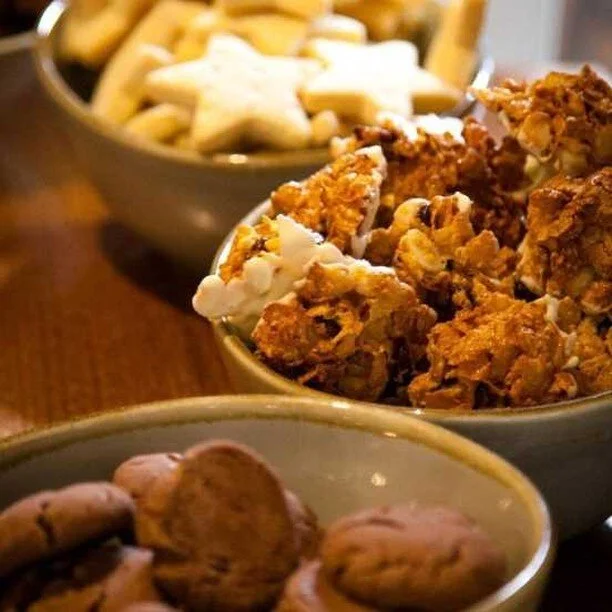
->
[58, 0, 488, 154]
[0, 439, 507, 611]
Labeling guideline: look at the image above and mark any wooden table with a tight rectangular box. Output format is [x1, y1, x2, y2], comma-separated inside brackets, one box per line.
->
[1, 52, 611, 610]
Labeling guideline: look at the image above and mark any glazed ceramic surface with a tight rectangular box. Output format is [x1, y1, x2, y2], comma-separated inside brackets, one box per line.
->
[33, 1, 492, 270]
[210, 203, 612, 539]
[0, 396, 552, 612]
[0, 30, 35, 98]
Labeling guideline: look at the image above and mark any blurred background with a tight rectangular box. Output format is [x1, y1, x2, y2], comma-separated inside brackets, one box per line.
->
[484, 0, 610, 67]
[1, 0, 610, 67]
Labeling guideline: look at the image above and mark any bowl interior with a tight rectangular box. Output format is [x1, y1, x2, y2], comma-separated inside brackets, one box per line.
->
[210, 201, 612, 418]
[0, 395, 551, 609]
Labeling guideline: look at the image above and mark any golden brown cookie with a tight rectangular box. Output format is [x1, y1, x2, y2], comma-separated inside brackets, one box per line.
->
[136, 440, 299, 611]
[275, 560, 372, 612]
[113, 453, 182, 504]
[0, 483, 134, 579]
[285, 490, 323, 561]
[321, 504, 507, 611]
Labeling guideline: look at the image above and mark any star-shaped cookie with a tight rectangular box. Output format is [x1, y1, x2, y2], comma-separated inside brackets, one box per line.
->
[145, 35, 321, 152]
[301, 38, 460, 122]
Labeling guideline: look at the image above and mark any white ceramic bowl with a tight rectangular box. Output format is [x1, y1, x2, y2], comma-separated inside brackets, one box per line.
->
[209, 202, 612, 539]
[33, 1, 493, 270]
[0, 395, 554, 612]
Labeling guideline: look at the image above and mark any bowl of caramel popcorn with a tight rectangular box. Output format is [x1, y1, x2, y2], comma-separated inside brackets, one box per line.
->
[194, 66, 612, 537]
[34, 0, 492, 267]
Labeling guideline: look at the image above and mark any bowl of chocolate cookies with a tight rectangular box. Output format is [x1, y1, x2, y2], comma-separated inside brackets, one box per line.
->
[0, 395, 553, 611]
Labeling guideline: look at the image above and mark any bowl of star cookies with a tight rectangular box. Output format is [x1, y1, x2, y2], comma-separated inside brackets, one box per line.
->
[34, 0, 492, 269]
[193, 65, 612, 538]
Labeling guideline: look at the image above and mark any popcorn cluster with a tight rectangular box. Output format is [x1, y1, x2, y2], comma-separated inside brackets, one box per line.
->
[194, 67, 612, 410]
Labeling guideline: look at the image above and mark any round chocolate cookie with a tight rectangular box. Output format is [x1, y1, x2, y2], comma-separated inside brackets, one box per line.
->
[285, 490, 323, 560]
[136, 440, 299, 611]
[276, 560, 372, 612]
[113, 453, 182, 504]
[1, 540, 162, 612]
[321, 504, 507, 612]
[0, 483, 135, 579]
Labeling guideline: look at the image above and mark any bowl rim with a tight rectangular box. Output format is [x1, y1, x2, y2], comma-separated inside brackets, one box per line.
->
[0, 29, 33, 56]
[0, 394, 554, 611]
[34, 1, 494, 172]
[209, 200, 612, 421]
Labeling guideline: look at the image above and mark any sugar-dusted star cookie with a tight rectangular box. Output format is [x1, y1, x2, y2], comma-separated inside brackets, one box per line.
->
[302, 38, 461, 122]
[217, 0, 331, 20]
[145, 35, 321, 152]
[301, 38, 420, 123]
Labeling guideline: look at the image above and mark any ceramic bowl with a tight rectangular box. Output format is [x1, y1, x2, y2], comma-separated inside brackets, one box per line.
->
[0, 395, 553, 612]
[0, 30, 35, 98]
[33, 1, 493, 270]
[209, 202, 612, 539]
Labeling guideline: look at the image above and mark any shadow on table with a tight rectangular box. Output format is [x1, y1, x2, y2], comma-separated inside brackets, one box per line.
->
[541, 520, 612, 611]
[99, 220, 203, 315]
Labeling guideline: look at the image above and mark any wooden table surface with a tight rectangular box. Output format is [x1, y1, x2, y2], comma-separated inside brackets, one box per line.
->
[1, 51, 611, 609]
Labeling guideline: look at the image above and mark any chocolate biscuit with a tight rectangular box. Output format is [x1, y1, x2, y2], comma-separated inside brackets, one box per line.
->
[321, 504, 507, 611]
[0, 483, 134, 579]
[1, 541, 162, 612]
[136, 440, 298, 611]
[113, 453, 182, 504]
[276, 560, 372, 612]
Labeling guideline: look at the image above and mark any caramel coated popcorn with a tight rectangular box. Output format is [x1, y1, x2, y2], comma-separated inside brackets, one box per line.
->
[408, 295, 578, 410]
[474, 66, 612, 176]
[574, 319, 612, 395]
[336, 117, 528, 247]
[517, 167, 612, 316]
[219, 216, 280, 282]
[253, 261, 436, 401]
[271, 145, 387, 256]
[194, 66, 612, 410]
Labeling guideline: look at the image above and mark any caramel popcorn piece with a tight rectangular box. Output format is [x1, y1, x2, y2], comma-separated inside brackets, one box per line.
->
[574, 319, 612, 395]
[271, 146, 387, 256]
[474, 66, 612, 176]
[408, 294, 579, 410]
[193, 215, 348, 333]
[517, 167, 612, 316]
[337, 118, 528, 248]
[252, 261, 437, 401]
[219, 216, 280, 283]
[366, 193, 516, 312]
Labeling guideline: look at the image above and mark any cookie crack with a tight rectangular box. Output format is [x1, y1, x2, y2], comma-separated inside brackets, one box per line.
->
[36, 501, 57, 551]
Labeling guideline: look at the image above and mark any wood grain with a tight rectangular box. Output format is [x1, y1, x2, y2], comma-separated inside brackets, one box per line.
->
[0, 55, 230, 438]
[0, 52, 610, 609]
